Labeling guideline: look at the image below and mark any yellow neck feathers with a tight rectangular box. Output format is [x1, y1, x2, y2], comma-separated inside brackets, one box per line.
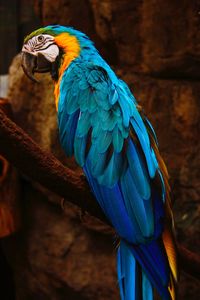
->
[54, 33, 81, 109]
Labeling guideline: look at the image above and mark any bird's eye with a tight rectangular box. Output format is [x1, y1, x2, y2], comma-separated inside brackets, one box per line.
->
[37, 35, 44, 42]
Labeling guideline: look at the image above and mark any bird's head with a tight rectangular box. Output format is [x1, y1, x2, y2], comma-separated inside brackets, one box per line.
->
[21, 25, 92, 82]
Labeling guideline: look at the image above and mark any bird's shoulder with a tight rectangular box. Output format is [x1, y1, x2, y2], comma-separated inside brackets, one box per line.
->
[61, 56, 138, 116]
[65, 56, 117, 85]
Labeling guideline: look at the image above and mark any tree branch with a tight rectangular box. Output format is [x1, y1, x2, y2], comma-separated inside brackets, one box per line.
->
[0, 101, 107, 223]
[0, 101, 199, 280]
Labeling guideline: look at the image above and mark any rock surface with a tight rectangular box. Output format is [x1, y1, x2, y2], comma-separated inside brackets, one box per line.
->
[34, 0, 200, 77]
[2, 1, 200, 299]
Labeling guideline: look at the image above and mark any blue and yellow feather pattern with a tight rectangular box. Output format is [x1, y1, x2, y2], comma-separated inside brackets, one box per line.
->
[55, 27, 178, 300]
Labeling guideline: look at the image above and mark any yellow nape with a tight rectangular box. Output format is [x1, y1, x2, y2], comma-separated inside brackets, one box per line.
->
[54, 32, 81, 109]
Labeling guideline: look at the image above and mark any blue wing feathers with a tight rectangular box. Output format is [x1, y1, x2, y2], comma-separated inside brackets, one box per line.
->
[98, 152, 124, 186]
[113, 126, 124, 152]
[130, 118, 157, 178]
[76, 111, 91, 137]
[109, 87, 118, 105]
[58, 58, 172, 300]
[58, 109, 80, 156]
[74, 135, 87, 166]
[83, 166, 137, 242]
[120, 168, 153, 238]
[96, 130, 112, 153]
[126, 139, 151, 200]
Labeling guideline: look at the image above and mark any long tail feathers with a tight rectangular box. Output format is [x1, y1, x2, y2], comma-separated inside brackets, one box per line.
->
[117, 241, 153, 300]
[117, 238, 178, 300]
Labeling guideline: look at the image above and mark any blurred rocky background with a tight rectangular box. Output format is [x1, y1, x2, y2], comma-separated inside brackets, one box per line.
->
[0, 0, 200, 299]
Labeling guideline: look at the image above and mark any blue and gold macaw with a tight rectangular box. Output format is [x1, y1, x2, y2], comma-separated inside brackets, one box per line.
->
[21, 25, 178, 300]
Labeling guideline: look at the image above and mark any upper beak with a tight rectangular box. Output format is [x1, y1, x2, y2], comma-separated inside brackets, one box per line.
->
[21, 52, 38, 82]
[21, 52, 53, 83]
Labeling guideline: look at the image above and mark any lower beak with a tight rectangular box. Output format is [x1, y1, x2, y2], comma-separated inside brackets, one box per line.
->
[21, 52, 52, 83]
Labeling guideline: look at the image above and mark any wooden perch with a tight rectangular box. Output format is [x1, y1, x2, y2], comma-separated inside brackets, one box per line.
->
[0, 155, 9, 184]
[0, 99, 21, 237]
[0, 101, 107, 223]
[0, 101, 199, 280]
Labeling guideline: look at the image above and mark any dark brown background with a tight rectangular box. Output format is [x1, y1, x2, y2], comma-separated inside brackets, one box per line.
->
[0, 0, 200, 299]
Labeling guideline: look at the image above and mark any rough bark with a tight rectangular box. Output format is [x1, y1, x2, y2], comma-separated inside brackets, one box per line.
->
[0, 99, 21, 238]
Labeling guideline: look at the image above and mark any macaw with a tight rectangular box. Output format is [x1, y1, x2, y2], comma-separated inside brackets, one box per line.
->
[21, 25, 178, 300]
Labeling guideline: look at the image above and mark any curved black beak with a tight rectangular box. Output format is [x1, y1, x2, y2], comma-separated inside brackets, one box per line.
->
[21, 52, 38, 82]
[21, 52, 53, 83]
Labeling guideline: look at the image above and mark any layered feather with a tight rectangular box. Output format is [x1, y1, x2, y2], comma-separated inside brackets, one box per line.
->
[57, 42, 177, 300]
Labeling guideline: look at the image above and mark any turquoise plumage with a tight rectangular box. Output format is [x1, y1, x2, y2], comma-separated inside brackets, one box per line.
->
[22, 25, 178, 300]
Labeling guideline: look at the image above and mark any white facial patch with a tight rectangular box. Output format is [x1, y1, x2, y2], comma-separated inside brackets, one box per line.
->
[22, 34, 59, 62]
[38, 44, 59, 62]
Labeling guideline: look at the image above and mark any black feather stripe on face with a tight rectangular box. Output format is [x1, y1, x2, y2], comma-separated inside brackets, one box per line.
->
[26, 35, 55, 53]
[34, 42, 55, 51]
